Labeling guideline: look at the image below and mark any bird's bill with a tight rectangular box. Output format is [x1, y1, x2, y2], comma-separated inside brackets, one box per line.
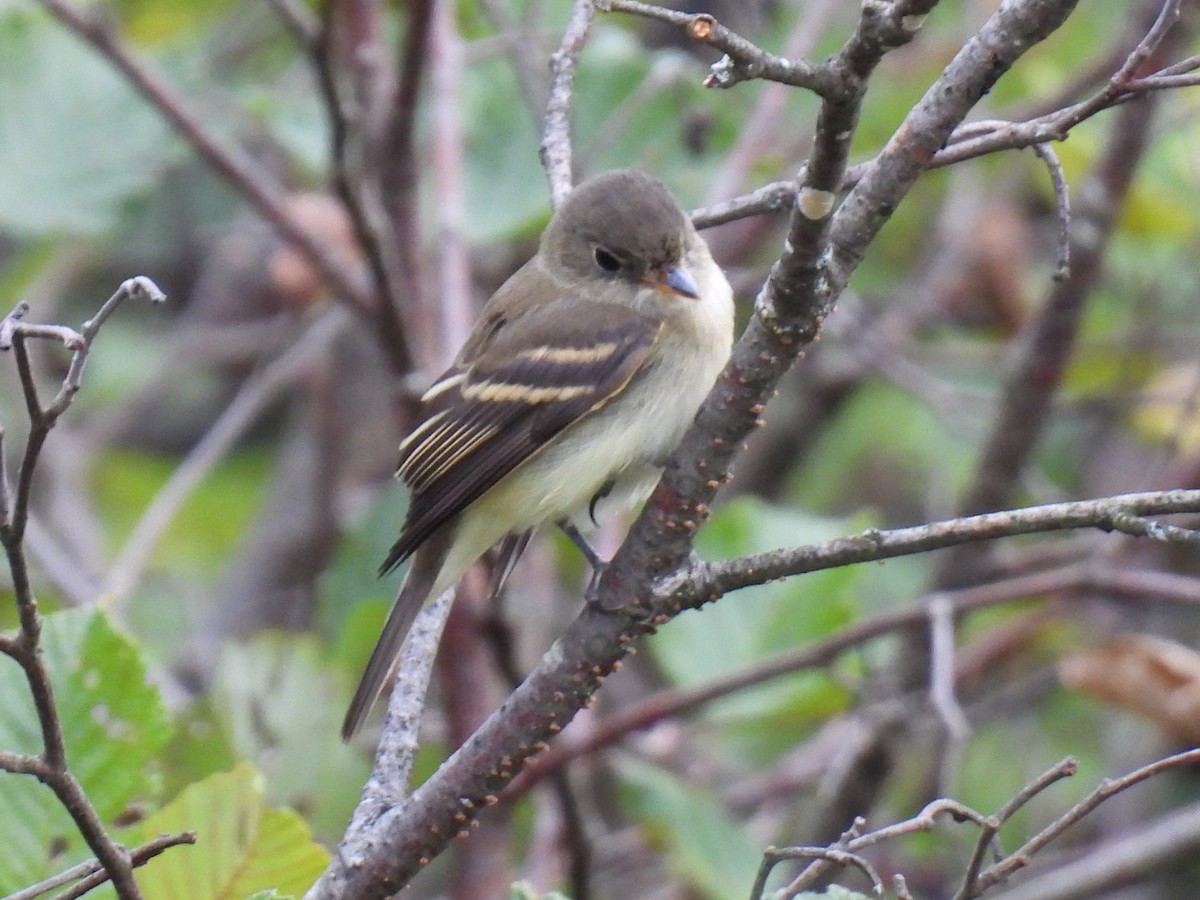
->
[647, 263, 700, 299]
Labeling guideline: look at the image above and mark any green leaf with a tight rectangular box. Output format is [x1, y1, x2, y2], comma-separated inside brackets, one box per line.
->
[123, 764, 329, 899]
[0, 608, 173, 893]
[649, 498, 859, 737]
[619, 758, 761, 900]
[318, 485, 408, 641]
[0, 11, 178, 236]
[790, 381, 974, 514]
[211, 633, 371, 840]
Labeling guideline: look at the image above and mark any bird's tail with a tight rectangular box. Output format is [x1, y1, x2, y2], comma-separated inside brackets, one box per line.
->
[341, 536, 450, 741]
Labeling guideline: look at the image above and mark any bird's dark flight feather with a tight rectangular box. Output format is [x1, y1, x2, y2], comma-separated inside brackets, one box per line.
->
[379, 299, 662, 576]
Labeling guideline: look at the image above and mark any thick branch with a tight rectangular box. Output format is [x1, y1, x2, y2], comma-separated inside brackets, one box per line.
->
[321, 4, 1094, 891]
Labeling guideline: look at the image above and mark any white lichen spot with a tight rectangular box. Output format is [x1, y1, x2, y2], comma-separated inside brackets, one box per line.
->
[90, 703, 132, 740]
[707, 56, 736, 88]
[798, 187, 836, 220]
[901, 14, 928, 32]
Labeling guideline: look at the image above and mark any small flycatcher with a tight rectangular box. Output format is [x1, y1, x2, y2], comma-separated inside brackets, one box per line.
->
[343, 170, 734, 739]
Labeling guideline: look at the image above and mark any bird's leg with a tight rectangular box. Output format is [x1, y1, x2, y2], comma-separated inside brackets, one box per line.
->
[557, 519, 608, 604]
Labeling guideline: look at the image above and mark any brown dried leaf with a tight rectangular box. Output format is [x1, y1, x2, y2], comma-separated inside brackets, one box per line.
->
[1059, 633, 1200, 743]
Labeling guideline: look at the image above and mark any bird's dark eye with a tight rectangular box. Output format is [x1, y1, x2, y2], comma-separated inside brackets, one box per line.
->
[593, 247, 621, 273]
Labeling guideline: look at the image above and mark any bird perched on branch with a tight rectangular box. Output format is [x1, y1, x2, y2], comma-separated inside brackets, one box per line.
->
[343, 169, 734, 740]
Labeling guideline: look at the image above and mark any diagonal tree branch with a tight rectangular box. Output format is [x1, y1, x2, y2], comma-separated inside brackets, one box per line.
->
[312, 1, 1098, 894]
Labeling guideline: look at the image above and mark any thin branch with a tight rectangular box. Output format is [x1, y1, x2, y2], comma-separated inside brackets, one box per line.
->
[264, 0, 319, 48]
[772, 845, 884, 898]
[928, 593, 971, 784]
[697, 490, 1200, 599]
[690, 12, 1200, 234]
[540, 0, 596, 206]
[0, 280, 166, 899]
[597, 0, 834, 95]
[0, 748, 48, 776]
[0, 429, 10, 530]
[768, 800, 995, 897]
[377, 0, 435, 372]
[319, 590, 454, 895]
[308, 0, 413, 375]
[974, 749, 1200, 895]
[1106, 512, 1200, 546]
[936, 32, 1170, 589]
[955, 757, 1080, 900]
[509, 563, 1110, 797]
[986, 800, 1200, 900]
[701, 0, 843, 207]
[429, 0, 474, 366]
[9, 832, 196, 900]
[1031, 141, 1072, 280]
[756, 748, 1200, 899]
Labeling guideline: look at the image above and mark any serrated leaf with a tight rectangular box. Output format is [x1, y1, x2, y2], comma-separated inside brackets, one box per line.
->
[0, 608, 173, 893]
[126, 764, 328, 899]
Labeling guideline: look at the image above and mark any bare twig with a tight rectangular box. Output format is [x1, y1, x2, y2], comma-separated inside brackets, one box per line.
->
[8, 832, 196, 900]
[376, 0, 436, 374]
[597, 0, 834, 95]
[936, 24, 1173, 588]
[509, 563, 1121, 798]
[755, 749, 1200, 899]
[973, 749, 1200, 895]
[690, 12, 1198, 235]
[987, 800, 1200, 900]
[771, 845, 884, 898]
[1031, 141, 1072, 280]
[928, 593, 971, 785]
[541, 0, 596, 206]
[955, 757, 1080, 899]
[763, 800, 994, 897]
[0, 278, 165, 898]
[430, 0, 474, 366]
[702, 0, 843, 208]
[697, 490, 1200, 598]
[308, 0, 413, 375]
[316, 589, 454, 897]
[1105, 511, 1200, 546]
[264, 0, 319, 48]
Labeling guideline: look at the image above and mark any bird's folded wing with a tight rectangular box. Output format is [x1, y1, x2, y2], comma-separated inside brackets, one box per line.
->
[380, 298, 662, 574]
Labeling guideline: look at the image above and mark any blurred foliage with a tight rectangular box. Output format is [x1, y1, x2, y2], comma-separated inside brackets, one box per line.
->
[1, 0, 1200, 898]
[106, 764, 329, 900]
[0, 609, 172, 893]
